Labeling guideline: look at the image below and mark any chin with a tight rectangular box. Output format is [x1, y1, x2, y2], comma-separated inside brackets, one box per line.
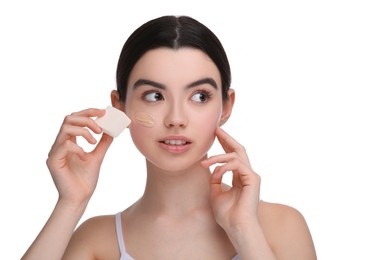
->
[146, 154, 206, 174]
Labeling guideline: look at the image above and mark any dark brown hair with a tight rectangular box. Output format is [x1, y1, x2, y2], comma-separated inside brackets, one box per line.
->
[116, 15, 231, 102]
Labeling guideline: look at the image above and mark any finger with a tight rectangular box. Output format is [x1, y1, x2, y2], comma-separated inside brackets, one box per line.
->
[215, 127, 241, 153]
[215, 127, 251, 165]
[211, 159, 238, 180]
[216, 165, 261, 201]
[52, 115, 102, 147]
[47, 140, 87, 167]
[57, 125, 98, 145]
[63, 114, 102, 134]
[48, 108, 105, 157]
[69, 108, 105, 118]
[201, 153, 236, 168]
[92, 133, 114, 160]
[232, 171, 241, 187]
[209, 166, 223, 197]
[213, 161, 256, 187]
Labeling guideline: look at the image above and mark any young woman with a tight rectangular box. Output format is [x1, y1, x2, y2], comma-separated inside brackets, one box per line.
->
[22, 15, 317, 260]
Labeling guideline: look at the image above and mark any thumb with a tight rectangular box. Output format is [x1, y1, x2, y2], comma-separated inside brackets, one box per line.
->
[92, 133, 114, 160]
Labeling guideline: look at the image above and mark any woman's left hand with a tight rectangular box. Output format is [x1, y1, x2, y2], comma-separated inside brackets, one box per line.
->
[201, 127, 261, 231]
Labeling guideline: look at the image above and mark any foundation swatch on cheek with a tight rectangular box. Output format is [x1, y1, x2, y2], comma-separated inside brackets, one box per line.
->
[134, 111, 154, 127]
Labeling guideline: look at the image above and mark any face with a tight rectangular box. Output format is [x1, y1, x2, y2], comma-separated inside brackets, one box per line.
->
[114, 47, 232, 172]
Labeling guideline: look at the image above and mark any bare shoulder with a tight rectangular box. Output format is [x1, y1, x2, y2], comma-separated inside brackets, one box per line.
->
[259, 200, 306, 225]
[258, 200, 317, 259]
[63, 215, 119, 260]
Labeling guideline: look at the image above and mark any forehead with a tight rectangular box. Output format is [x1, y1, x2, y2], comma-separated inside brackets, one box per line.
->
[127, 47, 222, 88]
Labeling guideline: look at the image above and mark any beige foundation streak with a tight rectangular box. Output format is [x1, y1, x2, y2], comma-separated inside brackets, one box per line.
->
[134, 111, 154, 127]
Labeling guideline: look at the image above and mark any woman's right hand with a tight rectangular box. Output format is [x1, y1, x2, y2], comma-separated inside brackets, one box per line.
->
[46, 108, 114, 207]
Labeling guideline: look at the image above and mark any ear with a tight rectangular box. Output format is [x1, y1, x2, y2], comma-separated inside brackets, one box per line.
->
[220, 89, 235, 126]
[111, 90, 125, 111]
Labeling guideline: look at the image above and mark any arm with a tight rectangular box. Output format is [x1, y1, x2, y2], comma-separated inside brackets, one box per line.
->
[226, 202, 317, 260]
[260, 202, 317, 260]
[22, 200, 87, 260]
[202, 127, 316, 259]
[22, 108, 113, 260]
[201, 127, 276, 260]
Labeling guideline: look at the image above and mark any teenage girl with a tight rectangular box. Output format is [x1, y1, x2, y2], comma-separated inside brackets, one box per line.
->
[22, 15, 317, 260]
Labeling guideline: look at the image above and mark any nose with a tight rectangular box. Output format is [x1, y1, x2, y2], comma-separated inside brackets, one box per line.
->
[164, 102, 188, 128]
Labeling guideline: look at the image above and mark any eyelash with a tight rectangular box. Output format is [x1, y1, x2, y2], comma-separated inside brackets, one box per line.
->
[141, 89, 214, 103]
[192, 89, 213, 102]
[142, 90, 164, 102]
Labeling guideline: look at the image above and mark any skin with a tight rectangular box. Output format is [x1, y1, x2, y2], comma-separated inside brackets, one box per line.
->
[22, 48, 317, 260]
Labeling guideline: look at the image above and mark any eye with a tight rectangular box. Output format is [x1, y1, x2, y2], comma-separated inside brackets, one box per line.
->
[143, 91, 164, 102]
[191, 90, 212, 103]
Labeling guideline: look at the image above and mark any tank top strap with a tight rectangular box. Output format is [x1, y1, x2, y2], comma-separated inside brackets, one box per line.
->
[115, 212, 134, 260]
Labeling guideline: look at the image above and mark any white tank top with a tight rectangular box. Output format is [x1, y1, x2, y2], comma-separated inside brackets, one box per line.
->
[115, 212, 240, 260]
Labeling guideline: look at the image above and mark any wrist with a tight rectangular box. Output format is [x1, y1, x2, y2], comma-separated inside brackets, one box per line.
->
[225, 220, 261, 244]
[226, 222, 276, 260]
[56, 197, 89, 216]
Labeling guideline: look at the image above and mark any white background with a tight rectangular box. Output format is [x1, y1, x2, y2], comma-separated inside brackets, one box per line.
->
[1, 0, 389, 259]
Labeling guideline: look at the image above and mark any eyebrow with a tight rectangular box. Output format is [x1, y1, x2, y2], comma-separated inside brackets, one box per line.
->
[132, 77, 218, 90]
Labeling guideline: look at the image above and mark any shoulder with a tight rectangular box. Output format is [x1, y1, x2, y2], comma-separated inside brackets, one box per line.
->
[258, 201, 317, 259]
[259, 200, 306, 225]
[75, 214, 117, 238]
[63, 214, 120, 260]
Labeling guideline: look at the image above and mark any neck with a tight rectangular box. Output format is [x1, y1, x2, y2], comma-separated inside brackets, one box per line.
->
[138, 158, 212, 216]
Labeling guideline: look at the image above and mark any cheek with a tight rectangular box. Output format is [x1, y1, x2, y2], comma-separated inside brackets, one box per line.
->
[193, 109, 221, 150]
[129, 124, 153, 155]
[198, 104, 222, 129]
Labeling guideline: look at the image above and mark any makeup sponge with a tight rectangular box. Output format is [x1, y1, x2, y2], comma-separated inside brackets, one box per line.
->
[95, 106, 131, 137]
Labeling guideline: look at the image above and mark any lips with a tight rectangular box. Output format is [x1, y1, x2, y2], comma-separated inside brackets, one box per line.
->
[159, 136, 192, 153]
